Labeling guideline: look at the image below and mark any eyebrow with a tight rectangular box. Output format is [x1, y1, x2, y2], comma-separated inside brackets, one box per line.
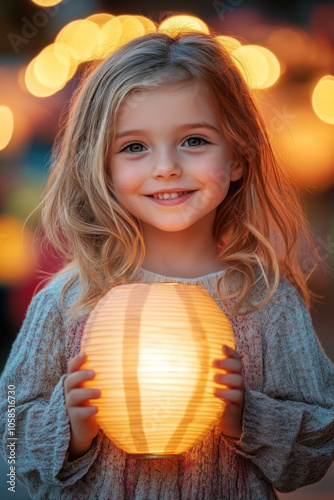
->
[114, 122, 221, 140]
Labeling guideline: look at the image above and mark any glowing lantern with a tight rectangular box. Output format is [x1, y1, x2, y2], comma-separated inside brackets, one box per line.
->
[81, 282, 235, 458]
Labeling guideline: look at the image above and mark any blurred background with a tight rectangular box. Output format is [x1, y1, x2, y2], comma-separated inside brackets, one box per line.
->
[0, 1, 333, 498]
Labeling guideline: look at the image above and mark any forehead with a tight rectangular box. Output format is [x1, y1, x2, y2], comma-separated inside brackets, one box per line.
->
[116, 81, 220, 126]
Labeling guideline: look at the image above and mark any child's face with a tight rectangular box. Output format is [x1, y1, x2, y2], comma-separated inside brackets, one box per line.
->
[110, 82, 242, 234]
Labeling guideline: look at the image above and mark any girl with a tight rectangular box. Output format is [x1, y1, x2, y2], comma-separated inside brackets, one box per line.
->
[1, 29, 334, 500]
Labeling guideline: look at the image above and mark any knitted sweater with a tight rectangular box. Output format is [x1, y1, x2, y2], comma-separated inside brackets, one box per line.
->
[1, 267, 334, 500]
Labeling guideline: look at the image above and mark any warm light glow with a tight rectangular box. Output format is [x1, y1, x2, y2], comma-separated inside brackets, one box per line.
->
[94, 15, 155, 59]
[116, 15, 146, 48]
[232, 45, 280, 89]
[274, 107, 334, 189]
[86, 13, 115, 28]
[30, 0, 63, 6]
[134, 15, 157, 34]
[56, 19, 100, 62]
[0, 216, 35, 284]
[0, 106, 14, 151]
[312, 75, 334, 124]
[252, 46, 280, 88]
[232, 45, 268, 88]
[95, 17, 123, 59]
[33, 43, 73, 91]
[25, 58, 57, 97]
[158, 15, 209, 37]
[266, 28, 310, 69]
[82, 283, 235, 457]
[215, 35, 242, 53]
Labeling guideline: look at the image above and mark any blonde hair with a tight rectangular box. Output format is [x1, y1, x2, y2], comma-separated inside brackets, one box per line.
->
[39, 29, 322, 319]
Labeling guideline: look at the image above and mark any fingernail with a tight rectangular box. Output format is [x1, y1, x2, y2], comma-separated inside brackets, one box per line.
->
[223, 345, 233, 355]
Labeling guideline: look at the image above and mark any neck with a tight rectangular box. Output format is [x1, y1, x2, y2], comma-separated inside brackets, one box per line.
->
[140, 221, 224, 279]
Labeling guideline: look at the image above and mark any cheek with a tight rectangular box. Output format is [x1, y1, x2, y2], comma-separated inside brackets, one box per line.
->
[112, 166, 138, 195]
[204, 164, 231, 198]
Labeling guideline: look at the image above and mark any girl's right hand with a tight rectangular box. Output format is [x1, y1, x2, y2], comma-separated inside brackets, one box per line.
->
[64, 352, 101, 460]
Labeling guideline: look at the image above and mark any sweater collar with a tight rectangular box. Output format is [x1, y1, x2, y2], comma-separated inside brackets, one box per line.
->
[135, 266, 225, 294]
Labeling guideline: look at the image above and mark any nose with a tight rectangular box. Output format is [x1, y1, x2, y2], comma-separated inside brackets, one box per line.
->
[152, 148, 182, 178]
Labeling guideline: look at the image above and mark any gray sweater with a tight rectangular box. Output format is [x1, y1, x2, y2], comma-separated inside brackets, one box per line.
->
[1, 267, 334, 499]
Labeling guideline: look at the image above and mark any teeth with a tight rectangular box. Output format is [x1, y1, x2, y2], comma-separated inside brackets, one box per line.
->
[152, 191, 192, 200]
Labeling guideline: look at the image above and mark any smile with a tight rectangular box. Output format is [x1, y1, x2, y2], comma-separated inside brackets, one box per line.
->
[151, 191, 194, 200]
[146, 191, 197, 206]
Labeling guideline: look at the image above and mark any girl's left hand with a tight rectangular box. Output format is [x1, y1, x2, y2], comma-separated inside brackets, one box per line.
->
[213, 345, 244, 439]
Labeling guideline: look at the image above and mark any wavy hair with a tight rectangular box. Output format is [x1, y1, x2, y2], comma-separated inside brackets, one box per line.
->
[39, 28, 322, 319]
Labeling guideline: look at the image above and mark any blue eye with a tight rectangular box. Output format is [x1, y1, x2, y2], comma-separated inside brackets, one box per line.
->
[121, 143, 147, 153]
[184, 136, 209, 147]
[120, 136, 210, 153]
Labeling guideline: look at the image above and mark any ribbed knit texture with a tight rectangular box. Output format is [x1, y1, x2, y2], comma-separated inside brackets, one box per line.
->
[1, 267, 334, 499]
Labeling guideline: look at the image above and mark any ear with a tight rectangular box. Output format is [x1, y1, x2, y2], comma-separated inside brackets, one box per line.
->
[230, 160, 244, 182]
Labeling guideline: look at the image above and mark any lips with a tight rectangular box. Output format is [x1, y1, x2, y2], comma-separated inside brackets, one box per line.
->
[146, 190, 196, 205]
[149, 190, 194, 199]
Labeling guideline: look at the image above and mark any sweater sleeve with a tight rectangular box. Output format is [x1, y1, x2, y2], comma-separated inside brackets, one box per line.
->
[223, 281, 334, 493]
[0, 283, 103, 492]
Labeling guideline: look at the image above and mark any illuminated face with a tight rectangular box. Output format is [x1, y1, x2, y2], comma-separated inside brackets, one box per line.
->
[110, 82, 242, 234]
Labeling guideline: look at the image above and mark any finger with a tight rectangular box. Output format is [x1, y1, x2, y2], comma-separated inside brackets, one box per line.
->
[214, 373, 244, 389]
[69, 406, 98, 421]
[66, 388, 101, 408]
[68, 352, 87, 374]
[222, 345, 240, 360]
[214, 388, 244, 405]
[64, 369, 95, 393]
[212, 358, 242, 373]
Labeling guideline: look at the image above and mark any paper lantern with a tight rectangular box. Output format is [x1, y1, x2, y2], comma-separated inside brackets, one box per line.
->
[81, 282, 235, 458]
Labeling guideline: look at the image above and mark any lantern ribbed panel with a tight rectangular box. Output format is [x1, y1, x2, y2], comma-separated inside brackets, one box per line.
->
[81, 282, 235, 456]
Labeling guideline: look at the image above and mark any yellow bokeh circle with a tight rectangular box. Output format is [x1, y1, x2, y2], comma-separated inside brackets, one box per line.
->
[232, 45, 280, 89]
[158, 15, 209, 37]
[312, 75, 334, 125]
[30, 0, 63, 6]
[0, 106, 14, 151]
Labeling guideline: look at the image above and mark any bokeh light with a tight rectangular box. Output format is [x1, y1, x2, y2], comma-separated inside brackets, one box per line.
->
[158, 15, 209, 36]
[115, 15, 146, 48]
[312, 75, 334, 124]
[30, 0, 63, 6]
[86, 13, 115, 28]
[33, 43, 74, 91]
[0, 106, 14, 151]
[55, 19, 100, 63]
[134, 15, 157, 34]
[95, 17, 123, 59]
[216, 35, 242, 53]
[0, 216, 35, 284]
[232, 45, 279, 89]
[252, 46, 280, 88]
[25, 58, 59, 97]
